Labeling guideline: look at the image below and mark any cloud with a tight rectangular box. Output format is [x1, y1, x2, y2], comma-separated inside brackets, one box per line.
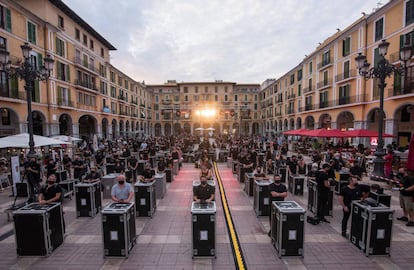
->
[64, 0, 382, 84]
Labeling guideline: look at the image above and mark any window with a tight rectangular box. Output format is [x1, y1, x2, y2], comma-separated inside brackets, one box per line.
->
[183, 87, 188, 93]
[27, 21, 37, 44]
[406, 0, 414, 26]
[204, 86, 208, 93]
[234, 94, 238, 102]
[110, 71, 115, 82]
[319, 92, 328, 108]
[323, 71, 329, 86]
[215, 86, 218, 93]
[99, 64, 106, 77]
[342, 37, 351, 56]
[100, 81, 108, 95]
[194, 86, 198, 93]
[224, 95, 228, 101]
[90, 40, 94, 50]
[298, 84, 301, 96]
[375, 18, 384, 42]
[297, 69, 302, 81]
[56, 61, 70, 81]
[118, 76, 122, 86]
[55, 37, 65, 57]
[322, 51, 330, 66]
[290, 74, 295, 85]
[338, 84, 350, 105]
[344, 61, 350, 79]
[0, 6, 11, 32]
[57, 87, 70, 106]
[400, 31, 414, 55]
[215, 95, 218, 101]
[101, 47, 104, 57]
[83, 34, 87, 46]
[224, 86, 228, 92]
[308, 78, 312, 92]
[58, 15, 64, 28]
[309, 62, 313, 74]
[75, 28, 80, 40]
[1, 108, 10, 125]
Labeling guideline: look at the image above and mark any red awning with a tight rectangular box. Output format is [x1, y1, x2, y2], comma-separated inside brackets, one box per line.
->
[300, 128, 348, 138]
[344, 129, 394, 138]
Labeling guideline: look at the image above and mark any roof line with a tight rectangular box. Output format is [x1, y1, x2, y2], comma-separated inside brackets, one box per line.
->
[49, 0, 116, 50]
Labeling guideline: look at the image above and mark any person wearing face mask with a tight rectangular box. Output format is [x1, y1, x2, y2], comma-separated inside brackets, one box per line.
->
[111, 175, 134, 204]
[193, 175, 215, 203]
[338, 175, 361, 238]
[38, 174, 62, 204]
[267, 174, 287, 236]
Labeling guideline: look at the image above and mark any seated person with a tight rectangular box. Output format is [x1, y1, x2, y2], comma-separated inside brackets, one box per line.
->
[113, 160, 125, 174]
[193, 175, 215, 203]
[157, 157, 167, 173]
[111, 175, 133, 203]
[38, 174, 62, 204]
[140, 163, 155, 182]
[83, 167, 101, 183]
[254, 166, 266, 180]
[200, 165, 213, 180]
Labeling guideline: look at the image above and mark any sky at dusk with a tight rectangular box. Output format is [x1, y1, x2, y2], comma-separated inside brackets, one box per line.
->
[65, 0, 384, 84]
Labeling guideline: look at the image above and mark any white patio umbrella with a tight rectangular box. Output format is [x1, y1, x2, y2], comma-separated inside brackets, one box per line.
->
[195, 127, 205, 131]
[51, 135, 82, 142]
[206, 127, 215, 131]
[0, 133, 71, 148]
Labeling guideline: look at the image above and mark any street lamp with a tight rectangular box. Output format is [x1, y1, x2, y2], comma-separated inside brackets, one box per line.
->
[0, 42, 54, 158]
[355, 39, 412, 178]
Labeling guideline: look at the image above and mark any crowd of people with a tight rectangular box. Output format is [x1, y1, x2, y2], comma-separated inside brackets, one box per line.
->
[2, 132, 412, 236]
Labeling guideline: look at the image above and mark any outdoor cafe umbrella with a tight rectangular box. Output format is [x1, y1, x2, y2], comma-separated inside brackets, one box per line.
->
[195, 127, 204, 131]
[283, 128, 308, 136]
[0, 133, 71, 148]
[300, 128, 348, 138]
[407, 134, 414, 171]
[344, 129, 394, 138]
[51, 135, 82, 142]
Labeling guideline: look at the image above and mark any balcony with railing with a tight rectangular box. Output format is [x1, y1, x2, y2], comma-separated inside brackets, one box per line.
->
[276, 97, 283, 103]
[304, 103, 315, 111]
[75, 79, 98, 91]
[387, 84, 414, 97]
[287, 93, 296, 100]
[74, 57, 97, 73]
[275, 112, 282, 117]
[76, 103, 96, 111]
[303, 85, 315, 94]
[162, 99, 172, 105]
[317, 57, 333, 69]
[335, 69, 357, 82]
[0, 90, 26, 101]
[317, 78, 332, 90]
[286, 108, 295, 114]
[118, 95, 126, 101]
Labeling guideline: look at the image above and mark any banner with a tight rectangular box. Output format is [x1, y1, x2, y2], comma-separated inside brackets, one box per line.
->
[11, 156, 20, 195]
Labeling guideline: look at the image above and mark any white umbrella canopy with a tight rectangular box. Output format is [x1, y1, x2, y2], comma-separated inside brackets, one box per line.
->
[195, 127, 205, 131]
[0, 133, 71, 148]
[206, 127, 215, 131]
[51, 135, 82, 142]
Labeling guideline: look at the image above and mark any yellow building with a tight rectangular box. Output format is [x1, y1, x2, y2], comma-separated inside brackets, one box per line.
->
[262, 0, 414, 147]
[0, 0, 154, 140]
[147, 80, 260, 136]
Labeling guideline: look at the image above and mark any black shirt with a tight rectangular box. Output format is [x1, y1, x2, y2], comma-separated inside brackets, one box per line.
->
[142, 169, 155, 180]
[401, 175, 414, 196]
[72, 159, 84, 172]
[40, 184, 62, 201]
[128, 157, 138, 167]
[316, 171, 331, 198]
[268, 183, 287, 202]
[193, 184, 215, 201]
[340, 185, 361, 208]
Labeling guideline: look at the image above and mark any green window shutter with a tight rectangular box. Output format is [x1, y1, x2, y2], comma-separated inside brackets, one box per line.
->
[5, 8, 11, 32]
[68, 89, 72, 104]
[34, 81, 40, 102]
[56, 61, 62, 79]
[37, 53, 43, 70]
[10, 77, 18, 98]
[66, 64, 70, 82]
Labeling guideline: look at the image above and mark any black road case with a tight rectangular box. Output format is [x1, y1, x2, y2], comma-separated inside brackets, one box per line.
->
[55, 170, 67, 183]
[191, 202, 216, 257]
[335, 172, 350, 194]
[254, 179, 272, 216]
[102, 202, 136, 257]
[307, 179, 333, 216]
[165, 168, 173, 183]
[288, 175, 304, 195]
[244, 172, 255, 196]
[13, 203, 64, 256]
[135, 181, 156, 217]
[232, 160, 238, 174]
[101, 173, 120, 199]
[271, 201, 305, 257]
[350, 201, 394, 256]
[75, 182, 102, 217]
[369, 192, 391, 207]
[58, 179, 78, 199]
[276, 166, 287, 183]
[154, 173, 166, 199]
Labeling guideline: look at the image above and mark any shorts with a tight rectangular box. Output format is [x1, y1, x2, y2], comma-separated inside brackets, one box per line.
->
[400, 195, 414, 212]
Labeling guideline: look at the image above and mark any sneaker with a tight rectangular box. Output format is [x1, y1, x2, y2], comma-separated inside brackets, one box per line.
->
[406, 221, 414, 227]
[397, 216, 409, 222]
[341, 231, 347, 238]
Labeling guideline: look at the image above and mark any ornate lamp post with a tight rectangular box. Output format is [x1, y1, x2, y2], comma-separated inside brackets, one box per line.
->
[355, 39, 411, 178]
[0, 42, 54, 158]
